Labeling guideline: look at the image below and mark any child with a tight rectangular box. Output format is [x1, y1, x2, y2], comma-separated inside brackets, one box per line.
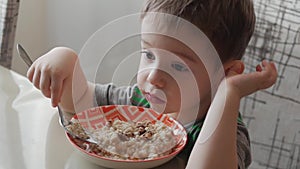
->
[27, 0, 277, 168]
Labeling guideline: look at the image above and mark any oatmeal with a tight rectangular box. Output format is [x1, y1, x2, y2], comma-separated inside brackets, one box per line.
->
[69, 119, 177, 160]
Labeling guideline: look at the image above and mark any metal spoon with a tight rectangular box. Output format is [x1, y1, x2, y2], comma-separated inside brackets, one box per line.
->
[16, 43, 97, 144]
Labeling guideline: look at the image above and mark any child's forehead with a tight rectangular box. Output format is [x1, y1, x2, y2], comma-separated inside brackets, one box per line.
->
[140, 13, 223, 73]
[141, 13, 211, 54]
[141, 15, 204, 59]
[141, 14, 195, 40]
[141, 34, 199, 61]
[142, 34, 189, 49]
[141, 19, 210, 63]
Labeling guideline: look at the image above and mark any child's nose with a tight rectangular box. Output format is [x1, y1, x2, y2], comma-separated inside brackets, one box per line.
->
[147, 69, 166, 88]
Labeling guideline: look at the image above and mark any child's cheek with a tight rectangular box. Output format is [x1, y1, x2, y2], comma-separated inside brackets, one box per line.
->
[136, 69, 147, 88]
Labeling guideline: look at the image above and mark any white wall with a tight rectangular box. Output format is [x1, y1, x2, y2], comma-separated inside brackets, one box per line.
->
[12, 0, 47, 75]
[12, 0, 144, 82]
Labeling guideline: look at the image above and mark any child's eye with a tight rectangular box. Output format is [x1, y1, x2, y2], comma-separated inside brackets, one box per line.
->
[141, 50, 156, 60]
[171, 62, 189, 72]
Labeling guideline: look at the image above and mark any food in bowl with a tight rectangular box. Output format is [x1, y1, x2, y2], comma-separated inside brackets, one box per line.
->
[66, 105, 187, 169]
[68, 119, 177, 159]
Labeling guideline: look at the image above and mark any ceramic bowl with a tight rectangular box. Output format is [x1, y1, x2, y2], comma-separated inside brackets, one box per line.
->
[66, 105, 187, 169]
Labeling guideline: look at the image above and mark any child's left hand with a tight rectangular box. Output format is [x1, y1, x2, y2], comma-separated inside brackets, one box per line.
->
[224, 60, 278, 98]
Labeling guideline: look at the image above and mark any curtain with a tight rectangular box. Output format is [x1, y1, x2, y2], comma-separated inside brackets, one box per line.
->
[0, 0, 19, 68]
[241, 0, 300, 168]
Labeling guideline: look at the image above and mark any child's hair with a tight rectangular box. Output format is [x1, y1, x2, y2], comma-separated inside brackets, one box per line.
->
[141, 0, 256, 63]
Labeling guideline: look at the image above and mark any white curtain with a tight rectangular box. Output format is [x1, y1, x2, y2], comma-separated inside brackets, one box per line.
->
[0, 0, 19, 68]
[241, 0, 300, 168]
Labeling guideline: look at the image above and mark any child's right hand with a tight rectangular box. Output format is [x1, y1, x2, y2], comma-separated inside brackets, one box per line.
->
[27, 47, 79, 109]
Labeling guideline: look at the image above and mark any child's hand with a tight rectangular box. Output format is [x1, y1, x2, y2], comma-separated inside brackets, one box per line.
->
[224, 60, 278, 98]
[27, 47, 78, 107]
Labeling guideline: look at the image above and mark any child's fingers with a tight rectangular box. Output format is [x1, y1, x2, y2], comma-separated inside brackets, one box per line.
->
[27, 66, 35, 82]
[262, 61, 277, 75]
[50, 76, 63, 107]
[267, 62, 278, 84]
[32, 69, 41, 90]
[257, 60, 276, 72]
[40, 72, 51, 98]
[257, 60, 269, 71]
[258, 60, 278, 88]
[269, 61, 277, 71]
[261, 60, 268, 67]
[261, 60, 276, 71]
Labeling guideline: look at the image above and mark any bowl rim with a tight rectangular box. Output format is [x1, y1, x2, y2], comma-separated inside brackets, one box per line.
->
[66, 105, 188, 163]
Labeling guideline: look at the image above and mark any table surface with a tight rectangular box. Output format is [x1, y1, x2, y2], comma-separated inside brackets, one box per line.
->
[0, 65, 186, 169]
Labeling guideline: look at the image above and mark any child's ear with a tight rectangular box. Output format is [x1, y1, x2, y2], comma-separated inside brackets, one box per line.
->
[223, 60, 245, 76]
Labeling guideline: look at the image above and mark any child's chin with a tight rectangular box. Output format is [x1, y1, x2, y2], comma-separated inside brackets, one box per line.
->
[149, 103, 166, 114]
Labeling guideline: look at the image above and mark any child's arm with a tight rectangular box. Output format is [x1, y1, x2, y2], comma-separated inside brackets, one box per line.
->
[27, 47, 94, 113]
[186, 60, 277, 169]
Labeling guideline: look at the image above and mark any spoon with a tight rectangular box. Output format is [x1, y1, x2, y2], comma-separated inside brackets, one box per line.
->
[16, 43, 98, 144]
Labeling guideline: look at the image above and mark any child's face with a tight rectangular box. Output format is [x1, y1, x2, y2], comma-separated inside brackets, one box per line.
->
[137, 33, 212, 120]
[137, 14, 224, 122]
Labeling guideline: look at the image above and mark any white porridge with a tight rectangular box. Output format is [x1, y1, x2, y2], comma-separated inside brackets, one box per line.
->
[68, 119, 177, 160]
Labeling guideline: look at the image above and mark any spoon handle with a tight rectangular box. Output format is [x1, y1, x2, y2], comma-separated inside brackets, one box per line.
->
[16, 44, 33, 67]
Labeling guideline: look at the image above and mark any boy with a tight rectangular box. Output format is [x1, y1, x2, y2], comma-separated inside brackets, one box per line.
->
[27, 0, 277, 168]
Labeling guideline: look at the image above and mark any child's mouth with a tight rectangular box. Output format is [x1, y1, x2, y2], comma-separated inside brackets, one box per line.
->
[144, 93, 166, 104]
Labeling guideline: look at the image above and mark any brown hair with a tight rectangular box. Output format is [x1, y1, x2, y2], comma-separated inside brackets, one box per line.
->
[141, 0, 256, 63]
